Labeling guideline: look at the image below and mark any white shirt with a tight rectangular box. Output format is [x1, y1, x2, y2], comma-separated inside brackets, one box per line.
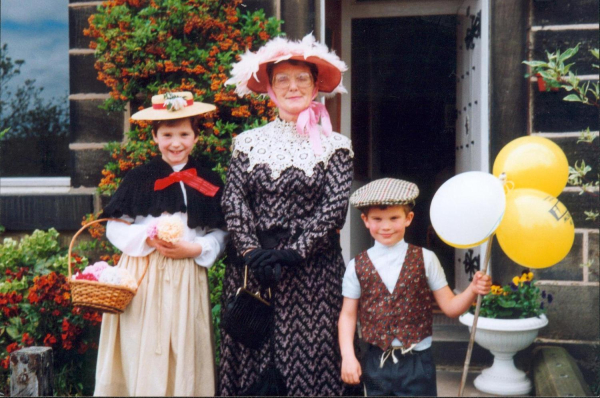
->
[106, 163, 229, 268]
[342, 239, 448, 350]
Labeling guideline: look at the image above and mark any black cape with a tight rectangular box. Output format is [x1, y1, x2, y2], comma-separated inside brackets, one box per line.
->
[101, 156, 226, 230]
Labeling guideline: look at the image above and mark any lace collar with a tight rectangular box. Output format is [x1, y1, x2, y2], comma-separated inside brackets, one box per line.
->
[232, 118, 353, 179]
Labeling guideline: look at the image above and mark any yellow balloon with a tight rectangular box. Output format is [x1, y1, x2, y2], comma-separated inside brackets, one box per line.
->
[440, 235, 489, 249]
[496, 188, 574, 268]
[493, 136, 569, 197]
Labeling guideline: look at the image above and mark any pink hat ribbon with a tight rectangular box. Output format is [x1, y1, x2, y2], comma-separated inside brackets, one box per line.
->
[267, 85, 332, 156]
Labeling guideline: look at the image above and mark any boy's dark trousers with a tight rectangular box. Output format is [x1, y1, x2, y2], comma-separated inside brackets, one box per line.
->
[361, 343, 437, 396]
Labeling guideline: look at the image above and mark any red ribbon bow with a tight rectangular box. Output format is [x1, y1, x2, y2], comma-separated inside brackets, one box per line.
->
[154, 169, 219, 197]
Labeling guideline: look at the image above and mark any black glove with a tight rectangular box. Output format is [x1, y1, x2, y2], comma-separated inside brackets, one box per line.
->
[243, 249, 302, 288]
[245, 249, 303, 269]
[243, 249, 280, 288]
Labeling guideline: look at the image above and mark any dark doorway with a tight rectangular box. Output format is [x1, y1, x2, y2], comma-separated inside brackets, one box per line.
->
[352, 16, 457, 288]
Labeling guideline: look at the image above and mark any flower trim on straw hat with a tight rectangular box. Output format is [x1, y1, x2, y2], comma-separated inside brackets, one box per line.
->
[225, 34, 348, 97]
[131, 91, 216, 121]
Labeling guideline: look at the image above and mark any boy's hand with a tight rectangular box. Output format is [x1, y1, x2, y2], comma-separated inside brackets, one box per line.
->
[470, 271, 492, 295]
[341, 356, 362, 385]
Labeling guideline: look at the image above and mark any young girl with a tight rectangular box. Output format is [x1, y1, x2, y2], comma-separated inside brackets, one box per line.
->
[94, 92, 227, 396]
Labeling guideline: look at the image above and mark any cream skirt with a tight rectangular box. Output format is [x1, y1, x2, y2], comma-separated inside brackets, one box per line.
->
[93, 251, 215, 396]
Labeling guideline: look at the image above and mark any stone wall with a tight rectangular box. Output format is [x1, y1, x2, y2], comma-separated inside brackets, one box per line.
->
[494, 0, 599, 343]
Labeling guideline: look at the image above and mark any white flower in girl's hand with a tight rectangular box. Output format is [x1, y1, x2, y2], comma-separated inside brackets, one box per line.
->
[157, 216, 185, 243]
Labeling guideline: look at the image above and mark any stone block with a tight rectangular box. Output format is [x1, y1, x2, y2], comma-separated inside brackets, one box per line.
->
[241, 0, 277, 16]
[552, 136, 599, 179]
[533, 29, 599, 76]
[535, 233, 584, 281]
[70, 54, 108, 94]
[70, 99, 124, 143]
[69, 5, 97, 50]
[557, 191, 599, 230]
[10, 347, 53, 396]
[537, 284, 599, 341]
[1, 195, 94, 231]
[533, 0, 599, 25]
[532, 346, 592, 397]
[589, 232, 599, 282]
[71, 148, 111, 188]
[532, 86, 599, 133]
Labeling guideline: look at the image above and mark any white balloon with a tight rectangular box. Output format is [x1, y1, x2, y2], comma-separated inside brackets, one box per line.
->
[430, 171, 506, 248]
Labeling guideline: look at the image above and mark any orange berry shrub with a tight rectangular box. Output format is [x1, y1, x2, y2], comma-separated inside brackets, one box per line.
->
[0, 229, 102, 395]
[85, 0, 282, 195]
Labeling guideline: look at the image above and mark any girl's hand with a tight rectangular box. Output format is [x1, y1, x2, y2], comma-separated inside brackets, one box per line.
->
[341, 356, 362, 385]
[147, 238, 202, 259]
[470, 271, 492, 295]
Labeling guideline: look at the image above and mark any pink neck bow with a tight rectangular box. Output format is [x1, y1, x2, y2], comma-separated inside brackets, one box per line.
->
[267, 85, 332, 156]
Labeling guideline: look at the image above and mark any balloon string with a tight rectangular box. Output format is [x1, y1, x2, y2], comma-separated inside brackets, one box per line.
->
[498, 172, 515, 194]
[503, 180, 515, 195]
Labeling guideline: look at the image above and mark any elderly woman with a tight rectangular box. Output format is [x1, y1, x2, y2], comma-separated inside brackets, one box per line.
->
[219, 35, 354, 396]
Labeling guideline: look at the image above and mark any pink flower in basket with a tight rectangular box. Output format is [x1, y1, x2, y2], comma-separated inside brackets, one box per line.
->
[74, 273, 98, 282]
[73, 261, 109, 281]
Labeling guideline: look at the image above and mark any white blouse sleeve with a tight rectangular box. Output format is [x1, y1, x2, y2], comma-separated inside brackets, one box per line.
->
[106, 216, 156, 257]
[193, 228, 229, 268]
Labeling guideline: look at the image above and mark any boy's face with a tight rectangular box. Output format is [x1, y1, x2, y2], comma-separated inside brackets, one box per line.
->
[153, 118, 198, 167]
[361, 206, 414, 246]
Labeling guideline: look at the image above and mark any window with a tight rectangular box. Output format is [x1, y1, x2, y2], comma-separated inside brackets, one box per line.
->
[0, 0, 70, 179]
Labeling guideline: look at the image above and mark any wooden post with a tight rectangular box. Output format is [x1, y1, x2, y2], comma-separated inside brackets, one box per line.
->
[10, 347, 53, 397]
[458, 234, 494, 396]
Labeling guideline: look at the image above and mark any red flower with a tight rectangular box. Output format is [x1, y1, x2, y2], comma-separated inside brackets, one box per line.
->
[43, 334, 57, 347]
[21, 333, 34, 346]
[6, 342, 20, 354]
[1, 356, 10, 369]
[75, 273, 98, 282]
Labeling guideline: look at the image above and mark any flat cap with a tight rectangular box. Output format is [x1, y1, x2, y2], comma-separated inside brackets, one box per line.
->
[350, 178, 419, 208]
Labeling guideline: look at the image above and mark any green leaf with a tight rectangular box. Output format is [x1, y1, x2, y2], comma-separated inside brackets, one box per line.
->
[6, 325, 20, 339]
[563, 94, 582, 102]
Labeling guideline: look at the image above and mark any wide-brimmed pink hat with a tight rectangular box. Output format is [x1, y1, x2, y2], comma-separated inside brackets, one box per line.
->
[226, 34, 347, 97]
[131, 91, 216, 121]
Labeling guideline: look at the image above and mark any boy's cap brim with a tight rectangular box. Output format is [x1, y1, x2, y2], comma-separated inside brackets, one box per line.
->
[350, 178, 419, 208]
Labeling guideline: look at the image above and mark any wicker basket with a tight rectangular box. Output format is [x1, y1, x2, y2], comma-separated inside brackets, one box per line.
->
[68, 218, 149, 314]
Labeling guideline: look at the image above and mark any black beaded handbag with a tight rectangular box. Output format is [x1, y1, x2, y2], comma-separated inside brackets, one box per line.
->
[222, 266, 273, 349]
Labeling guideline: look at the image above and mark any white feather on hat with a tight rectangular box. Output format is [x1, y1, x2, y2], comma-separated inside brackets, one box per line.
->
[225, 34, 348, 97]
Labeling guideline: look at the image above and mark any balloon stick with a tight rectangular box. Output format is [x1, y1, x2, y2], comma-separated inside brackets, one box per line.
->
[458, 233, 494, 397]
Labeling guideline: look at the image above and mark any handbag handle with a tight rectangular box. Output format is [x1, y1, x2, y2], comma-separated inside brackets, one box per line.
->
[243, 266, 271, 300]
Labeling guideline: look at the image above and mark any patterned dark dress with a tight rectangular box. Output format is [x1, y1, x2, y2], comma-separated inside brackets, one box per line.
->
[219, 118, 354, 396]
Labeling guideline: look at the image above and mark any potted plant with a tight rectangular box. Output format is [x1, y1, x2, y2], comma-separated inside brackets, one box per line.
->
[523, 44, 581, 92]
[459, 271, 553, 396]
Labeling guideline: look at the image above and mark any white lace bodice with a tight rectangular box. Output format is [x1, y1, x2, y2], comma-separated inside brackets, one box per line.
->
[231, 118, 354, 179]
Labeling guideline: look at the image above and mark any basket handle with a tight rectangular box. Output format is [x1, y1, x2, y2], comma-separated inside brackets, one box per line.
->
[68, 218, 149, 287]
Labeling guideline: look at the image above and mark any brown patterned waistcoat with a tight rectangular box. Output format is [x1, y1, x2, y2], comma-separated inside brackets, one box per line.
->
[356, 244, 433, 351]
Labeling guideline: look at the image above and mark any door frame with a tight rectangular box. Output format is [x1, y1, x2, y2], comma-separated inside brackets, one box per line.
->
[338, 0, 491, 290]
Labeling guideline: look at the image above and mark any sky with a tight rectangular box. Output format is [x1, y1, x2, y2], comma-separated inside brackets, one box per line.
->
[1, 0, 69, 101]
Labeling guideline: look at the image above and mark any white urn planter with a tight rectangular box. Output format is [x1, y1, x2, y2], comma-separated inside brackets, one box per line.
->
[459, 312, 548, 396]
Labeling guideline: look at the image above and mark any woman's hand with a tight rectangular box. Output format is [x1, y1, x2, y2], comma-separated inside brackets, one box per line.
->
[341, 355, 362, 385]
[146, 237, 202, 259]
[469, 271, 492, 296]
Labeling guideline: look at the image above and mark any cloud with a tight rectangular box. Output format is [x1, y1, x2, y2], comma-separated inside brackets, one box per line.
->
[1, 0, 68, 25]
[1, 0, 69, 100]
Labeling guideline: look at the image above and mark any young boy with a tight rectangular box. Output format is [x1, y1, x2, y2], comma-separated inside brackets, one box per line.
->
[338, 178, 491, 396]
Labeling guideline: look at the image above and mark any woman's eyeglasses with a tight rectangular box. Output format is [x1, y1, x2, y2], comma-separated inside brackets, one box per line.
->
[272, 72, 314, 89]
